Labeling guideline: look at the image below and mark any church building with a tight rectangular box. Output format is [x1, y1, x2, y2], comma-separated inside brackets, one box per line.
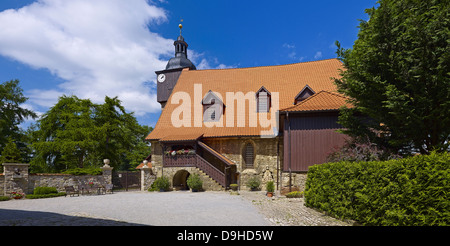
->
[141, 25, 351, 191]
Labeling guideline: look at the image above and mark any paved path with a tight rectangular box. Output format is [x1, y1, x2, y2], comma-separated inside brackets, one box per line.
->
[0, 191, 271, 226]
[0, 191, 351, 226]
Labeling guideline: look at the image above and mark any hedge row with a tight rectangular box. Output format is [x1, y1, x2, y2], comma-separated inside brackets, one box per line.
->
[304, 152, 450, 226]
[33, 187, 58, 195]
[25, 186, 66, 199]
[62, 167, 102, 176]
[26, 193, 66, 199]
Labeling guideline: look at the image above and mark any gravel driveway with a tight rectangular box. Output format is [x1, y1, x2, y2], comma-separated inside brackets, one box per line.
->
[0, 191, 350, 226]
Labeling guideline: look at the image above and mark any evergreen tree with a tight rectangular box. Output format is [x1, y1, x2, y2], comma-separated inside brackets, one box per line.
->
[335, 0, 450, 154]
[29, 95, 151, 173]
[0, 80, 37, 158]
[0, 138, 22, 172]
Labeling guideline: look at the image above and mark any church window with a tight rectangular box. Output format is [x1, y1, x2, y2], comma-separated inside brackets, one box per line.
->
[243, 143, 255, 168]
[256, 86, 271, 112]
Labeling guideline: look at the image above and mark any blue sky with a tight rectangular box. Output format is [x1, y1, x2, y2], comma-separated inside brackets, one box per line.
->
[0, 0, 376, 129]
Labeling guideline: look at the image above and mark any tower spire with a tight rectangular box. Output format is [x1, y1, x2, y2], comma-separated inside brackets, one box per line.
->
[179, 19, 183, 36]
[163, 22, 196, 70]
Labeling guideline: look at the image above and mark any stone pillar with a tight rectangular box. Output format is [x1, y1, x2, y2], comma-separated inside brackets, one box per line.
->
[140, 160, 154, 191]
[100, 159, 114, 185]
[2, 163, 30, 195]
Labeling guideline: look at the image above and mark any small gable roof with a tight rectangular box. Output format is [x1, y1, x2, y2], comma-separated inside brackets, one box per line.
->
[281, 91, 353, 113]
[202, 90, 224, 105]
[294, 84, 315, 103]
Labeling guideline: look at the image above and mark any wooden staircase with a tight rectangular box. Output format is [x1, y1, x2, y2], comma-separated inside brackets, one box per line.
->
[163, 141, 236, 189]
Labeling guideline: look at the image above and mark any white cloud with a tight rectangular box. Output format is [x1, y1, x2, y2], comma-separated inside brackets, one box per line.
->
[0, 0, 173, 116]
[188, 50, 236, 70]
[314, 51, 323, 59]
[282, 43, 306, 62]
[282, 43, 295, 49]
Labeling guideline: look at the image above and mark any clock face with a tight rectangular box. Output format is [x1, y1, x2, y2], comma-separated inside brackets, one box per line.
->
[157, 74, 166, 83]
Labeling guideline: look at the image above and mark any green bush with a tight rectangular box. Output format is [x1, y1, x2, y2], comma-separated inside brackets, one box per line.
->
[187, 173, 203, 191]
[0, 196, 10, 201]
[266, 181, 275, 193]
[26, 193, 66, 199]
[305, 152, 450, 226]
[152, 176, 170, 191]
[33, 187, 58, 195]
[246, 176, 261, 191]
[286, 191, 304, 198]
[62, 167, 102, 176]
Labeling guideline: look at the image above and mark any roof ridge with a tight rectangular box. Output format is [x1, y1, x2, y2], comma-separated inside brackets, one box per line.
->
[185, 58, 340, 72]
[317, 90, 351, 102]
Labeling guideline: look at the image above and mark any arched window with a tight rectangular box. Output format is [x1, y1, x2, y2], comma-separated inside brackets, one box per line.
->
[244, 143, 255, 168]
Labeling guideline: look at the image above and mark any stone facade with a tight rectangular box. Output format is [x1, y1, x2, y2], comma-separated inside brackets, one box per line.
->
[202, 137, 283, 191]
[162, 166, 224, 191]
[148, 137, 293, 192]
[1, 163, 113, 196]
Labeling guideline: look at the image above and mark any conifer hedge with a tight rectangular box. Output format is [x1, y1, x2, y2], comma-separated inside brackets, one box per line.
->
[304, 152, 450, 225]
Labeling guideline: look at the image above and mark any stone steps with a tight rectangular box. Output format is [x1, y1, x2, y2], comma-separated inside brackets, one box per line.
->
[197, 169, 224, 191]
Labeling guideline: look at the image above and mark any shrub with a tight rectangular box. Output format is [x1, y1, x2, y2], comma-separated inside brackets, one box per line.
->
[33, 187, 58, 195]
[26, 193, 66, 199]
[305, 152, 450, 226]
[62, 167, 102, 176]
[0, 196, 10, 201]
[187, 173, 203, 191]
[266, 181, 275, 193]
[286, 191, 304, 198]
[153, 176, 170, 191]
[246, 176, 261, 191]
[327, 139, 401, 162]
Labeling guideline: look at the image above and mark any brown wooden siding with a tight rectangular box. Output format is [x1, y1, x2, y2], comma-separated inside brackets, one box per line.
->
[284, 112, 348, 172]
[156, 69, 183, 103]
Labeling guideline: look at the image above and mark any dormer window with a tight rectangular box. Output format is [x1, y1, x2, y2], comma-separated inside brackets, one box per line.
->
[202, 90, 224, 122]
[294, 85, 315, 104]
[256, 86, 271, 113]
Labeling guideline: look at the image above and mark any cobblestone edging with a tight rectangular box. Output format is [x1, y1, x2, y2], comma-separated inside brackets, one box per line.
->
[238, 191, 352, 226]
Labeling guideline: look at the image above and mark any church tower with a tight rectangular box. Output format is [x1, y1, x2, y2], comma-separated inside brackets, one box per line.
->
[156, 23, 196, 109]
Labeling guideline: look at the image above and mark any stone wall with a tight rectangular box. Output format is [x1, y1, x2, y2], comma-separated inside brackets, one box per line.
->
[28, 174, 108, 193]
[280, 172, 308, 192]
[2, 163, 113, 196]
[0, 174, 5, 195]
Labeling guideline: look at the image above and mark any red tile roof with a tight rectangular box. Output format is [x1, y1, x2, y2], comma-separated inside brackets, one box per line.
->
[281, 91, 353, 112]
[146, 59, 345, 141]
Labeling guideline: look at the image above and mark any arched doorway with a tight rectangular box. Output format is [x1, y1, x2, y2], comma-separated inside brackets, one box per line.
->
[173, 170, 190, 190]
